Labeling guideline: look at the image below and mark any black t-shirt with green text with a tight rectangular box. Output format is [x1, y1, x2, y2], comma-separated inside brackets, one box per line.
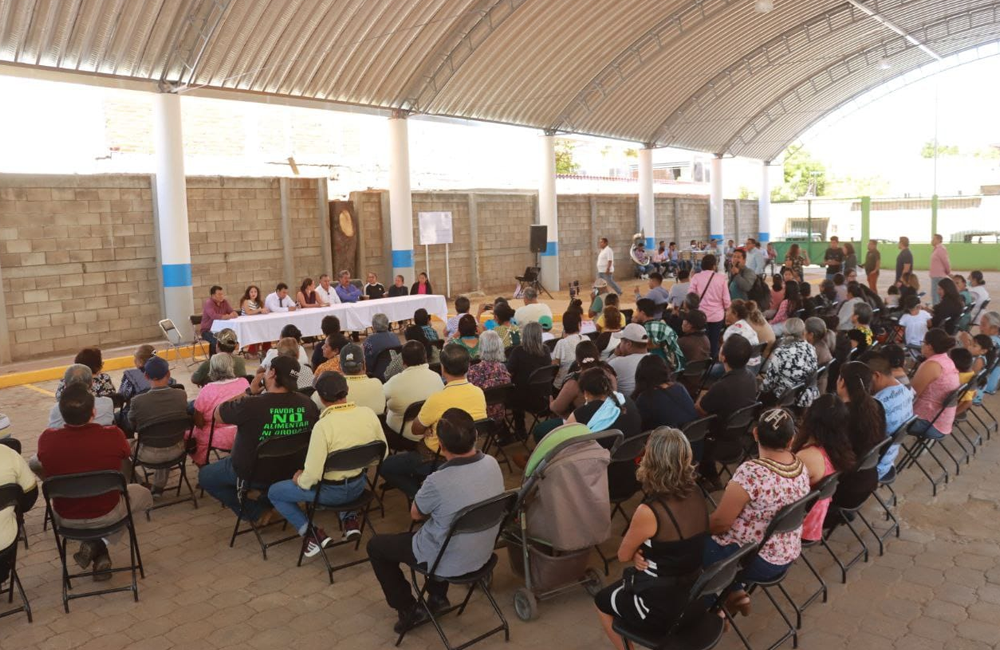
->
[219, 391, 319, 477]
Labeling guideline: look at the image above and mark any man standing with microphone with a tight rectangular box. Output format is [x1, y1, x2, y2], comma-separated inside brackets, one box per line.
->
[596, 237, 622, 295]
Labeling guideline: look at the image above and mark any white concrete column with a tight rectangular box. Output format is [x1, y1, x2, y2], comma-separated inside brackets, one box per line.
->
[709, 154, 724, 242]
[759, 161, 772, 243]
[153, 92, 194, 338]
[638, 147, 655, 249]
[538, 132, 560, 290]
[388, 112, 415, 284]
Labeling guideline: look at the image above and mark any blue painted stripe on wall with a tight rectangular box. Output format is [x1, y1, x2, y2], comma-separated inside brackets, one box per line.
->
[162, 263, 192, 288]
[541, 241, 558, 257]
[392, 249, 414, 268]
[758, 232, 770, 243]
[645, 237, 655, 249]
[709, 234, 724, 241]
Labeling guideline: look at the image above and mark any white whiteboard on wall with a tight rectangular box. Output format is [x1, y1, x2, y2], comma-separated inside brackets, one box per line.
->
[418, 211, 453, 245]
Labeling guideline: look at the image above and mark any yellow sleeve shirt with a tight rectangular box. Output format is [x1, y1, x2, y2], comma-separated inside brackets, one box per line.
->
[416, 380, 488, 452]
[297, 403, 388, 489]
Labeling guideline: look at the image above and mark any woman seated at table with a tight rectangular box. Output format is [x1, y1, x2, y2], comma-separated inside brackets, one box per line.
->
[364, 272, 386, 300]
[452, 314, 481, 359]
[411, 271, 433, 295]
[595, 427, 709, 647]
[239, 285, 269, 315]
[189, 354, 250, 466]
[296, 278, 322, 309]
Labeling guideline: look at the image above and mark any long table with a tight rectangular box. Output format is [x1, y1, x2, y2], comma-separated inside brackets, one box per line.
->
[210, 294, 449, 348]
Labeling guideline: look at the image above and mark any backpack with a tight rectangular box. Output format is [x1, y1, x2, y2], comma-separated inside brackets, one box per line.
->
[748, 275, 772, 311]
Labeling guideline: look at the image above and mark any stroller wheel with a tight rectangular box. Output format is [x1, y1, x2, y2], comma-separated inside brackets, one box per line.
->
[513, 588, 538, 622]
[583, 568, 603, 597]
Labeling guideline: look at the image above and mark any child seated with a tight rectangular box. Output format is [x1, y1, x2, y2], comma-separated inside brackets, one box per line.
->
[898, 295, 932, 348]
[595, 293, 620, 331]
[445, 295, 471, 339]
[884, 285, 900, 308]
[678, 309, 710, 363]
[833, 273, 848, 303]
[949, 347, 976, 415]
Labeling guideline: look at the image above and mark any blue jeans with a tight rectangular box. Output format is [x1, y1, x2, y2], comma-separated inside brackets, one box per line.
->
[268, 474, 366, 534]
[381, 451, 436, 499]
[703, 538, 789, 592]
[199, 457, 271, 521]
[705, 321, 725, 361]
[929, 278, 943, 306]
[635, 264, 654, 276]
[910, 418, 946, 440]
[201, 330, 217, 356]
[877, 441, 901, 479]
[598, 272, 622, 295]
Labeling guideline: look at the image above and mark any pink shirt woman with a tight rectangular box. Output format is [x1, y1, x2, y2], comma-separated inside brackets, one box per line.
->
[189, 376, 250, 465]
[688, 268, 731, 324]
[913, 351, 959, 434]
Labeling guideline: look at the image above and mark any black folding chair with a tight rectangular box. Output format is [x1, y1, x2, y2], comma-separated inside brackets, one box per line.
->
[395, 490, 519, 650]
[728, 490, 819, 650]
[872, 416, 919, 541]
[475, 419, 512, 473]
[595, 430, 648, 576]
[613, 542, 759, 650]
[0, 484, 31, 622]
[372, 346, 403, 382]
[714, 403, 762, 479]
[521, 364, 559, 436]
[897, 385, 966, 495]
[680, 359, 713, 398]
[774, 382, 805, 409]
[229, 434, 311, 559]
[206, 413, 233, 461]
[681, 415, 718, 503]
[820, 438, 891, 584]
[784, 473, 840, 629]
[482, 384, 515, 442]
[131, 417, 198, 519]
[42, 471, 145, 612]
[276, 440, 388, 583]
[0, 439, 28, 549]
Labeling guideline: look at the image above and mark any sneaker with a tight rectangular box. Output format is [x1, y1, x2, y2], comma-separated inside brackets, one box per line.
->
[92, 552, 113, 582]
[342, 515, 362, 540]
[302, 527, 331, 558]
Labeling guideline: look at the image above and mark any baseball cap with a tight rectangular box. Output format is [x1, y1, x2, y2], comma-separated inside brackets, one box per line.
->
[620, 323, 649, 344]
[340, 343, 365, 374]
[537, 315, 553, 332]
[315, 371, 349, 403]
[143, 356, 170, 380]
[269, 356, 301, 391]
[684, 309, 707, 330]
[216, 328, 238, 347]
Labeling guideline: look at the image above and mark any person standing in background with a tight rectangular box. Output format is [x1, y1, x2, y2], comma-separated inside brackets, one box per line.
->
[597, 237, 622, 295]
[929, 234, 952, 307]
[864, 239, 881, 294]
[823, 236, 845, 281]
[895, 236, 913, 286]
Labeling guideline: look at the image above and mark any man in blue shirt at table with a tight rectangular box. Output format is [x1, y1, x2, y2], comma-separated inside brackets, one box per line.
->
[335, 270, 362, 303]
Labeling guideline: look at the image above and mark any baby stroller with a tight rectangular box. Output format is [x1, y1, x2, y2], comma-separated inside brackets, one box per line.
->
[503, 425, 622, 621]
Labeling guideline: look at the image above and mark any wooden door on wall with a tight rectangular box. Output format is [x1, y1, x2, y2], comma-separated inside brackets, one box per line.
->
[329, 200, 358, 276]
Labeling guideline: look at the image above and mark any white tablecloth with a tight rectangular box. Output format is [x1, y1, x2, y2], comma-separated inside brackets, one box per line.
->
[210, 294, 448, 348]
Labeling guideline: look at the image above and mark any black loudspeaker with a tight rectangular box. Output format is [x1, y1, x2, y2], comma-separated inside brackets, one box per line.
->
[529, 225, 548, 253]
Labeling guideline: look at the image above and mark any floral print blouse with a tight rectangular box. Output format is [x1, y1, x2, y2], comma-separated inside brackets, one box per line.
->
[467, 361, 511, 423]
[713, 458, 810, 565]
[761, 339, 818, 408]
[54, 373, 116, 401]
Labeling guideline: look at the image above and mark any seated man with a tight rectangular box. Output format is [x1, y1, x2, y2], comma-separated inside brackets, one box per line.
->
[633, 272, 670, 317]
[364, 313, 401, 371]
[268, 373, 387, 556]
[200, 285, 238, 356]
[325, 343, 386, 415]
[191, 328, 246, 387]
[513, 288, 553, 327]
[264, 282, 298, 313]
[633, 298, 686, 372]
[199, 357, 319, 522]
[380, 344, 487, 498]
[632, 241, 654, 278]
[368, 409, 503, 633]
[254, 338, 315, 393]
[0, 441, 38, 565]
[47, 364, 115, 430]
[335, 270, 362, 303]
[383, 342, 445, 450]
[127, 356, 188, 495]
[37, 384, 153, 580]
[314, 273, 341, 307]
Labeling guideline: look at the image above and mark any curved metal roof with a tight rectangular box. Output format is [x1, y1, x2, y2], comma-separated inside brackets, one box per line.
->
[1, 0, 997, 161]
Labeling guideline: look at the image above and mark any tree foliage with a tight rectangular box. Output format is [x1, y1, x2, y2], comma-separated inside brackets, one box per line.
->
[555, 138, 581, 175]
[771, 146, 827, 201]
[920, 140, 960, 158]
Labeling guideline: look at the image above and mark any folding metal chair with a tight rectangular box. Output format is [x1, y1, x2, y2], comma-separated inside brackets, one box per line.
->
[0, 484, 31, 622]
[159, 318, 206, 368]
[680, 359, 713, 398]
[714, 402, 762, 480]
[784, 473, 840, 629]
[681, 415, 718, 503]
[613, 542, 759, 650]
[396, 490, 518, 650]
[871, 416, 918, 540]
[475, 419, 512, 474]
[229, 434, 311, 560]
[595, 430, 648, 575]
[0, 440, 28, 549]
[42, 471, 145, 612]
[131, 417, 198, 519]
[521, 364, 559, 436]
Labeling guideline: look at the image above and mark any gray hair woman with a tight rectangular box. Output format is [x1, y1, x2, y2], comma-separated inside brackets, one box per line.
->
[520, 321, 546, 358]
[478, 330, 506, 363]
[761, 317, 818, 408]
[372, 313, 390, 333]
[804, 317, 833, 391]
[208, 352, 236, 382]
[468, 331, 513, 423]
[506, 320, 553, 438]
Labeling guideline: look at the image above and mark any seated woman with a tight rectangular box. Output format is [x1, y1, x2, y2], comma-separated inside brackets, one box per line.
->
[413, 308, 440, 344]
[118, 344, 174, 433]
[410, 271, 433, 295]
[931, 277, 965, 335]
[792, 394, 855, 542]
[704, 408, 810, 615]
[595, 427, 709, 647]
[506, 321, 552, 438]
[804, 317, 833, 393]
[760, 318, 819, 409]
[54, 347, 116, 400]
[189, 354, 250, 466]
[823, 361, 886, 529]
[261, 324, 311, 368]
[239, 285, 268, 315]
[533, 342, 616, 442]
[567, 368, 643, 496]
[769, 280, 802, 337]
[314, 334, 348, 380]
[364, 272, 386, 300]
[311, 315, 346, 369]
[491, 303, 520, 348]
[721, 300, 762, 374]
[467, 331, 512, 425]
[598, 307, 625, 361]
[452, 314, 481, 359]
[911, 328, 959, 439]
[633, 354, 697, 432]
[295, 278, 322, 309]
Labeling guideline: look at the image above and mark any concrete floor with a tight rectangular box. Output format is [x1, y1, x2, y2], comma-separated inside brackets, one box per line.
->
[1, 264, 999, 649]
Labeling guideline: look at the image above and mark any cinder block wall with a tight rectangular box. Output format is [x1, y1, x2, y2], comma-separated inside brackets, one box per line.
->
[1, 174, 321, 362]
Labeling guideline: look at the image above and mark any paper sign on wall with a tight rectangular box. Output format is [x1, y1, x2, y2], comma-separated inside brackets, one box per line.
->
[418, 211, 453, 245]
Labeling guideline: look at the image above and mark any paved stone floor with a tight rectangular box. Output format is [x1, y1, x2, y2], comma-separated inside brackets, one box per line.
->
[2, 265, 1000, 649]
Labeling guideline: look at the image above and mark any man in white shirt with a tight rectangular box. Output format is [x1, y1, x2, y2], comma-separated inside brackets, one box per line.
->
[314, 274, 340, 307]
[607, 324, 649, 398]
[596, 237, 622, 295]
[513, 288, 553, 327]
[745, 238, 766, 275]
[264, 283, 297, 313]
[551, 311, 585, 388]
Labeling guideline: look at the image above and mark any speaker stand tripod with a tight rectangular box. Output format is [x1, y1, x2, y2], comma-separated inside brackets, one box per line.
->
[533, 253, 554, 299]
